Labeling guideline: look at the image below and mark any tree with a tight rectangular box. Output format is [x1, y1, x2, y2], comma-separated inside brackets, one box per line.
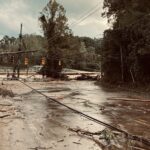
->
[101, 0, 150, 84]
[39, 0, 72, 77]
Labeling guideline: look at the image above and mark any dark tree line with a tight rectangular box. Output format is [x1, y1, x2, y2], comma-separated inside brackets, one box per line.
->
[0, 31, 99, 71]
[101, 0, 150, 84]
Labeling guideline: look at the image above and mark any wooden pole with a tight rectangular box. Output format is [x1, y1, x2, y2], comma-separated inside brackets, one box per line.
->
[130, 68, 135, 83]
[120, 46, 124, 82]
[118, 21, 124, 82]
[18, 23, 23, 78]
[13, 23, 23, 79]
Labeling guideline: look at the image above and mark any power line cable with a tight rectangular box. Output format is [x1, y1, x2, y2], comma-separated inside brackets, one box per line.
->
[70, 4, 100, 27]
[17, 79, 150, 147]
[71, 7, 100, 28]
[46, 4, 101, 44]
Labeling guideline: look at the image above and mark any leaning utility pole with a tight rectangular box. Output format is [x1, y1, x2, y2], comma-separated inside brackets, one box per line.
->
[13, 23, 23, 79]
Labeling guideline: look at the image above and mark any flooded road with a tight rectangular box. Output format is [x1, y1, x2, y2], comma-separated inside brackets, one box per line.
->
[0, 80, 149, 150]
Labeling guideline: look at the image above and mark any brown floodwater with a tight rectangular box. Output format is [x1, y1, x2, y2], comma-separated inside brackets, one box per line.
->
[0, 80, 149, 150]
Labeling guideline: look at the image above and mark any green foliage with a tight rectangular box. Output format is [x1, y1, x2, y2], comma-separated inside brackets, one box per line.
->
[101, 0, 150, 83]
[39, 0, 100, 76]
[0, 36, 17, 51]
[39, 0, 72, 51]
[39, 0, 72, 77]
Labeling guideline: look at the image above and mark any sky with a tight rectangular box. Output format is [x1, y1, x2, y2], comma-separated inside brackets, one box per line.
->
[0, 0, 108, 39]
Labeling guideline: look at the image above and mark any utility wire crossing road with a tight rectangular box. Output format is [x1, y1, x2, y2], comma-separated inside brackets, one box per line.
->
[18, 80, 150, 147]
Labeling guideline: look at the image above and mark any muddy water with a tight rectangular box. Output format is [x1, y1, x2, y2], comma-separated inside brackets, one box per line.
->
[0, 80, 149, 150]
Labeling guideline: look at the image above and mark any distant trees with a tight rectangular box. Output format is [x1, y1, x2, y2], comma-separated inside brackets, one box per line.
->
[23, 34, 47, 65]
[79, 37, 101, 71]
[0, 36, 17, 51]
[0, 34, 99, 71]
[101, 0, 150, 84]
[0, 34, 46, 66]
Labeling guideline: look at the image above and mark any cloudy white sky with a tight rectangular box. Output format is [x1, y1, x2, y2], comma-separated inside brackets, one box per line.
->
[0, 0, 108, 39]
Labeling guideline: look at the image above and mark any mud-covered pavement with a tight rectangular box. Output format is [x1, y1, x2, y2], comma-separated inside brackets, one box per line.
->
[0, 80, 149, 150]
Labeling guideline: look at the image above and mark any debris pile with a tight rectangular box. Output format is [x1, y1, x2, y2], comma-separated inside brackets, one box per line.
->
[0, 87, 14, 97]
[0, 97, 22, 120]
[0, 99, 15, 119]
[69, 127, 148, 150]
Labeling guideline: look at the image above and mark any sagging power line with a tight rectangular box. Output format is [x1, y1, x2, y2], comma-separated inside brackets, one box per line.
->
[70, 4, 100, 27]
[47, 3, 101, 44]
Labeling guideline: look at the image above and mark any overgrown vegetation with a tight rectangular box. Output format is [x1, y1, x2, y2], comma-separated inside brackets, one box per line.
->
[39, 0, 101, 77]
[39, 0, 73, 77]
[101, 0, 150, 84]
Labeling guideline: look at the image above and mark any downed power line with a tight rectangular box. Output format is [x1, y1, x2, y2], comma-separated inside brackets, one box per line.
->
[18, 80, 150, 147]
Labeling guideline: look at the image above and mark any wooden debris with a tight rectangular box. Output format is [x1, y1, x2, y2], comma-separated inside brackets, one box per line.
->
[68, 127, 145, 149]
[69, 127, 106, 148]
[107, 97, 150, 102]
[0, 109, 7, 112]
[68, 127, 103, 136]
[29, 147, 49, 150]
[57, 139, 64, 142]
[135, 120, 150, 127]
[13, 96, 23, 101]
[73, 142, 81, 145]
[0, 102, 12, 106]
[129, 146, 147, 150]
[0, 114, 10, 118]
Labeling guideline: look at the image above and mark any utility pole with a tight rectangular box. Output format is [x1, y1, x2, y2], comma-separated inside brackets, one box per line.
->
[18, 23, 23, 78]
[120, 46, 124, 82]
[118, 20, 124, 82]
[19, 24, 23, 50]
[13, 23, 23, 79]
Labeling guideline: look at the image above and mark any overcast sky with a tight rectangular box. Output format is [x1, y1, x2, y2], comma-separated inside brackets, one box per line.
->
[0, 0, 108, 39]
